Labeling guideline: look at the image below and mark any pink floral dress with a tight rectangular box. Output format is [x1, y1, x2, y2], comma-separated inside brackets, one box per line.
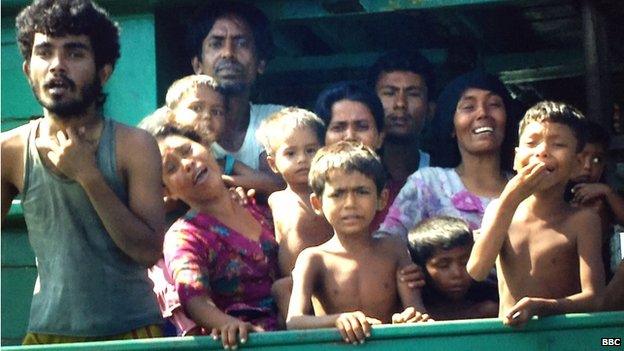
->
[379, 167, 504, 239]
[162, 204, 279, 333]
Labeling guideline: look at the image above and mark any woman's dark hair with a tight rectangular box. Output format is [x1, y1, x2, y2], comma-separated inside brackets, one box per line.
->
[16, 0, 120, 70]
[367, 50, 436, 98]
[154, 123, 203, 145]
[314, 81, 385, 133]
[186, 1, 275, 62]
[424, 70, 519, 171]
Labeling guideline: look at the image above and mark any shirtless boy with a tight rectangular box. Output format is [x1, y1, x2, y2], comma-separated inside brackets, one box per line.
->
[287, 141, 428, 344]
[256, 107, 333, 319]
[467, 101, 605, 327]
[257, 107, 332, 275]
[408, 216, 498, 320]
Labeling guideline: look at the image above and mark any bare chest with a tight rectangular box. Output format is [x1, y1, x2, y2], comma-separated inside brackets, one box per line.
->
[500, 223, 580, 302]
[316, 255, 399, 321]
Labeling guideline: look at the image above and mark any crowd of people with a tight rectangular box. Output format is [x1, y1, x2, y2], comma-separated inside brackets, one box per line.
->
[1, 0, 623, 349]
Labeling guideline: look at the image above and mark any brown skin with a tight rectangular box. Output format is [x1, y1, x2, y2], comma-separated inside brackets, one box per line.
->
[601, 260, 624, 311]
[286, 170, 428, 344]
[190, 15, 282, 196]
[467, 122, 605, 327]
[427, 300, 498, 321]
[376, 70, 432, 183]
[422, 245, 498, 320]
[270, 189, 333, 276]
[159, 134, 267, 349]
[268, 188, 333, 323]
[2, 33, 164, 266]
[571, 142, 624, 228]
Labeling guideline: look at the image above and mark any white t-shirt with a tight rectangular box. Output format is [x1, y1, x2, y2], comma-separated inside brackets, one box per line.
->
[212, 103, 283, 169]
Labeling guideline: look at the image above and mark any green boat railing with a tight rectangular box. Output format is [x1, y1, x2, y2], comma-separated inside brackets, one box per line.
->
[2, 312, 623, 350]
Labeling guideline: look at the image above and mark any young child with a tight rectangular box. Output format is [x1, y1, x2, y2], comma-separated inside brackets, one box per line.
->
[256, 108, 334, 320]
[287, 141, 428, 344]
[257, 107, 334, 275]
[570, 121, 624, 279]
[408, 216, 498, 320]
[570, 121, 624, 224]
[165, 75, 253, 181]
[467, 101, 605, 327]
[165, 74, 283, 195]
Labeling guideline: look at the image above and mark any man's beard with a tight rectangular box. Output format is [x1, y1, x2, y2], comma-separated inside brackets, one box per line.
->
[33, 75, 102, 119]
[214, 59, 250, 95]
[217, 81, 248, 95]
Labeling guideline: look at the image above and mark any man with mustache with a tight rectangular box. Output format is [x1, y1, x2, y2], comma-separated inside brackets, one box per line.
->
[367, 51, 435, 229]
[1, 0, 164, 344]
[187, 1, 284, 197]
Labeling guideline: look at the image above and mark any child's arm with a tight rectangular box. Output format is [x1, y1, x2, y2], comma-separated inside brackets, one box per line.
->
[467, 161, 549, 281]
[286, 249, 380, 344]
[185, 294, 263, 349]
[602, 260, 624, 311]
[393, 239, 430, 323]
[573, 182, 624, 225]
[504, 209, 605, 327]
[221, 160, 285, 196]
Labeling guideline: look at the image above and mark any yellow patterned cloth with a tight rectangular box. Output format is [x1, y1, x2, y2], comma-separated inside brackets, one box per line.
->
[22, 324, 163, 345]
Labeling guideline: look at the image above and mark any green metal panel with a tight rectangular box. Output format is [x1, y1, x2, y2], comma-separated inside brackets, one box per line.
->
[1, 23, 41, 131]
[1, 312, 623, 350]
[103, 14, 158, 127]
[1, 267, 37, 346]
[1, 202, 34, 346]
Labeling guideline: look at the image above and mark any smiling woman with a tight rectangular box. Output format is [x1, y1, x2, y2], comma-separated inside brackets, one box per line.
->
[378, 70, 519, 238]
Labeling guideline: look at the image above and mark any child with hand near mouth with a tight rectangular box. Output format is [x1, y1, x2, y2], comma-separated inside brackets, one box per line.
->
[467, 101, 605, 327]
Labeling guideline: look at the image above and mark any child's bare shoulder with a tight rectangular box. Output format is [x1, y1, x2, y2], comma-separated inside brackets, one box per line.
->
[563, 205, 601, 237]
[294, 244, 331, 272]
[374, 235, 408, 257]
[268, 189, 295, 210]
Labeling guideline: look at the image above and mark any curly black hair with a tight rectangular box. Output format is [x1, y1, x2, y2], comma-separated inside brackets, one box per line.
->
[16, 0, 120, 70]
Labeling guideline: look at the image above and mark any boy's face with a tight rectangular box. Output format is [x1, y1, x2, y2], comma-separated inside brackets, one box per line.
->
[453, 88, 506, 156]
[158, 134, 223, 204]
[425, 245, 472, 302]
[173, 86, 226, 144]
[311, 169, 387, 236]
[267, 126, 321, 187]
[573, 143, 606, 183]
[514, 121, 582, 191]
[326, 99, 384, 150]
